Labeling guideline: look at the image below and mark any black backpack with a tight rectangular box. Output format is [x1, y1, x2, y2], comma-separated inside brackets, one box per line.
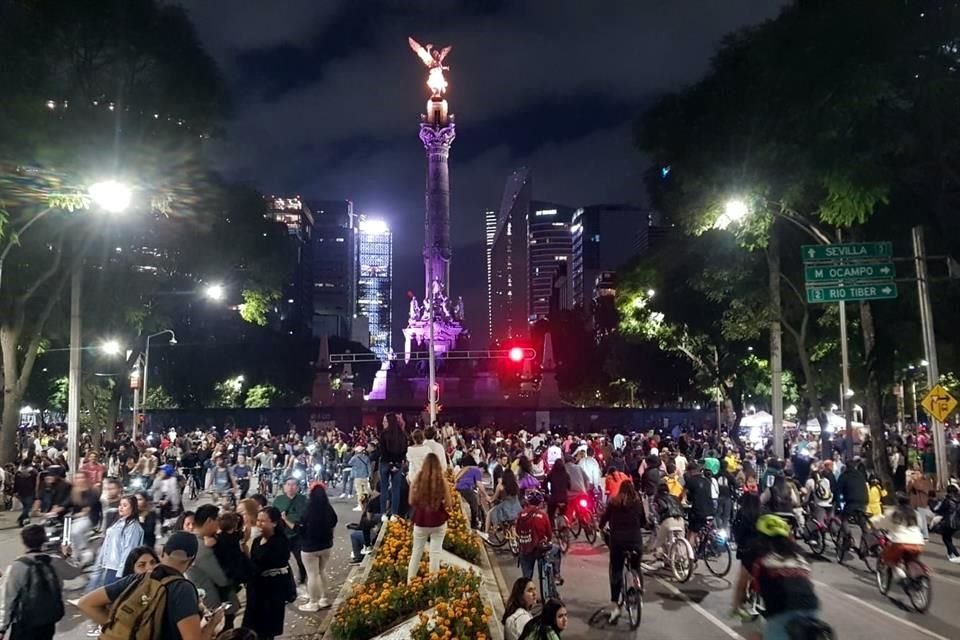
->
[14, 555, 65, 629]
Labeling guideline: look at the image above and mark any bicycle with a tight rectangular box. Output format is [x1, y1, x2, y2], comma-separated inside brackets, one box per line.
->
[485, 519, 520, 556]
[551, 504, 573, 554]
[692, 516, 732, 578]
[180, 467, 200, 501]
[257, 469, 275, 496]
[568, 495, 599, 545]
[535, 547, 561, 604]
[666, 528, 696, 583]
[875, 537, 932, 613]
[618, 549, 644, 629]
[836, 511, 881, 572]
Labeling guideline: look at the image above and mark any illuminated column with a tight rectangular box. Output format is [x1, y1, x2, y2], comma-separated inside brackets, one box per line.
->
[420, 97, 456, 296]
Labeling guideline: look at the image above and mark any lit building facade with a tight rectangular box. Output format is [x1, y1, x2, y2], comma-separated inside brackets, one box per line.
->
[484, 208, 497, 341]
[489, 169, 531, 340]
[356, 216, 393, 359]
[571, 204, 647, 309]
[266, 195, 313, 335]
[308, 200, 357, 339]
[528, 201, 575, 321]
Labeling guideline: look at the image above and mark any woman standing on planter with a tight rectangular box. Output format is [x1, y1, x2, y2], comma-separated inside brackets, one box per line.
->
[406, 453, 449, 583]
[243, 507, 292, 640]
[299, 483, 338, 612]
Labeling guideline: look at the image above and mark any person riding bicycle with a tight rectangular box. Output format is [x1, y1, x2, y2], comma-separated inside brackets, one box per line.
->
[515, 491, 563, 587]
[733, 514, 831, 640]
[836, 458, 869, 549]
[599, 479, 645, 624]
[760, 472, 801, 528]
[682, 463, 715, 546]
[152, 464, 182, 520]
[545, 460, 570, 523]
[872, 494, 924, 580]
[648, 482, 685, 563]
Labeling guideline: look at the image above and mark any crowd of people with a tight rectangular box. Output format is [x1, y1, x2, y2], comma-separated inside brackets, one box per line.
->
[0, 417, 957, 640]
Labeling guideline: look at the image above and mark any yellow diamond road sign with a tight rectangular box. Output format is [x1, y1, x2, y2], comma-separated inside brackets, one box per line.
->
[921, 384, 958, 423]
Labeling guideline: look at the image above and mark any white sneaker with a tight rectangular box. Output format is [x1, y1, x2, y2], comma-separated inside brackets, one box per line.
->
[298, 586, 309, 600]
[352, 505, 362, 512]
[338, 493, 347, 499]
[318, 597, 331, 609]
[949, 555, 960, 564]
[67, 598, 80, 607]
[361, 546, 373, 555]
[608, 605, 622, 624]
[390, 514, 400, 522]
[86, 624, 102, 637]
[477, 531, 490, 542]
[298, 601, 320, 613]
[381, 514, 388, 523]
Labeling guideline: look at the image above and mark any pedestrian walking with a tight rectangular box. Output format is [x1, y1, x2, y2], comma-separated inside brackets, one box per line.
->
[243, 507, 293, 640]
[299, 483, 338, 611]
[0, 525, 65, 640]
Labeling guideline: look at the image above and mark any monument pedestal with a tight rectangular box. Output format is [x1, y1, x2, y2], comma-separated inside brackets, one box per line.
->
[403, 319, 462, 362]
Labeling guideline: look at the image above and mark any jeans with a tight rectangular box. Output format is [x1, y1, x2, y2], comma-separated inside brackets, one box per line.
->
[407, 524, 446, 582]
[301, 549, 331, 604]
[943, 527, 959, 557]
[458, 488, 480, 529]
[238, 479, 250, 500]
[915, 506, 933, 540]
[763, 609, 821, 640]
[716, 497, 732, 531]
[16, 494, 32, 525]
[10, 623, 55, 640]
[379, 465, 403, 517]
[85, 567, 118, 594]
[519, 544, 562, 582]
[609, 543, 642, 603]
[340, 469, 353, 495]
[350, 530, 365, 560]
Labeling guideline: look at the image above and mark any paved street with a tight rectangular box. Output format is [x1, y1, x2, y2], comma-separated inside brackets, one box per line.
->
[0, 493, 361, 639]
[490, 531, 960, 640]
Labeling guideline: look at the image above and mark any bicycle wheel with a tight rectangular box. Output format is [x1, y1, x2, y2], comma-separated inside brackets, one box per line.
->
[584, 520, 598, 545]
[668, 539, 694, 583]
[557, 527, 571, 554]
[836, 535, 848, 565]
[876, 564, 892, 595]
[806, 528, 826, 557]
[907, 575, 932, 613]
[569, 514, 582, 539]
[861, 538, 877, 573]
[486, 525, 507, 548]
[623, 565, 643, 629]
[704, 537, 732, 577]
[508, 531, 520, 557]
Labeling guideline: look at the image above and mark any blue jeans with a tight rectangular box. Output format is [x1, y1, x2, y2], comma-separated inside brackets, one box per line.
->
[379, 465, 402, 517]
[85, 568, 118, 594]
[764, 609, 820, 640]
[17, 495, 33, 524]
[519, 544, 562, 581]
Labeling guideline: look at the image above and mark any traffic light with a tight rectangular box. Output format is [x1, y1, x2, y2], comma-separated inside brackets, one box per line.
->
[509, 347, 525, 363]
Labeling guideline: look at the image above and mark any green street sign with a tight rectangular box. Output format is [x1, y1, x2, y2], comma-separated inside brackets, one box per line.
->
[801, 242, 892, 262]
[806, 283, 898, 304]
[804, 262, 896, 283]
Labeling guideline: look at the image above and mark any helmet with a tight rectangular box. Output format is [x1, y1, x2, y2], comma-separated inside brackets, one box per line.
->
[160, 464, 174, 477]
[756, 514, 791, 538]
[525, 490, 545, 507]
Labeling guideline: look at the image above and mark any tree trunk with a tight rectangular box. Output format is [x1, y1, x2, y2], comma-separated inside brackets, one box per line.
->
[0, 327, 23, 463]
[859, 299, 894, 489]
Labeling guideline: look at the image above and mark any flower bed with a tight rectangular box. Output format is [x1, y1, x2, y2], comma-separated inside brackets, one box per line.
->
[329, 496, 489, 640]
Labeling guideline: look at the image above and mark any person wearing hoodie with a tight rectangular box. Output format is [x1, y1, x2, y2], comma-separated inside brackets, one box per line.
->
[347, 445, 371, 511]
[934, 484, 960, 562]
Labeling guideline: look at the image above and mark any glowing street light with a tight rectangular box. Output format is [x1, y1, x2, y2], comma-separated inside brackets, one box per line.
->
[99, 339, 123, 356]
[646, 288, 656, 298]
[508, 347, 525, 363]
[205, 283, 225, 301]
[714, 198, 750, 230]
[88, 180, 133, 214]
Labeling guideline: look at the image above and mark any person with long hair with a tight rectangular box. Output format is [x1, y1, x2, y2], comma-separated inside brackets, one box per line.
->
[238, 498, 261, 552]
[299, 483, 338, 612]
[733, 492, 763, 560]
[518, 597, 567, 640]
[733, 514, 826, 639]
[379, 414, 408, 518]
[484, 469, 522, 535]
[121, 545, 159, 576]
[517, 456, 541, 496]
[243, 507, 291, 640]
[598, 479, 645, 624]
[545, 459, 570, 523]
[407, 453, 449, 582]
[502, 577, 537, 640]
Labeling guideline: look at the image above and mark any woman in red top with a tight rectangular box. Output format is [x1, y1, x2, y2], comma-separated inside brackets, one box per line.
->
[407, 453, 450, 582]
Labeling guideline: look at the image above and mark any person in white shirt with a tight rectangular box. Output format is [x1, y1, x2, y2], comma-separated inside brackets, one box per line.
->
[502, 577, 537, 640]
[423, 427, 448, 471]
[578, 447, 604, 498]
[674, 451, 688, 479]
[406, 430, 431, 481]
[546, 442, 563, 470]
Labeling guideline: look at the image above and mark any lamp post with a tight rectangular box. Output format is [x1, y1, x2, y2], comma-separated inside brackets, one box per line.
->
[67, 180, 133, 477]
[140, 329, 177, 435]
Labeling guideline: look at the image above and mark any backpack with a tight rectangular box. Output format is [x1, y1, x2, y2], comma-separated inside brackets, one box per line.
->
[100, 569, 190, 640]
[515, 510, 549, 556]
[14, 555, 64, 629]
[814, 478, 832, 502]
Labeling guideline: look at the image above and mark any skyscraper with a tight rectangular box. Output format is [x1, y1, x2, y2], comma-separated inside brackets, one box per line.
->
[308, 200, 357, 339]
[484, 208, 497, 341]
[265, 195, 313, 335]
[489, 169, 531, 340]
[570, 204, 647, 309]
[528, 201, 575, 321]
[356, 216, 393, 359]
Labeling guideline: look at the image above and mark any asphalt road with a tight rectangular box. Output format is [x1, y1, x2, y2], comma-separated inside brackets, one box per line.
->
[0, 492, 361, 640]
[490, 528, 960, 640]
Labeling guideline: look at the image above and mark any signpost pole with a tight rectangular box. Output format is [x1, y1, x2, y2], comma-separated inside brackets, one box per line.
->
[769, 221, 784, 459]
[837, 229, 853, 439]
[913, 225, 949, 489]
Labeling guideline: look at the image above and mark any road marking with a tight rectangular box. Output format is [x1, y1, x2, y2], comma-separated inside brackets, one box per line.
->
[812, 579, 949, 640]
[931, 571, 960, 588]
[654, 577, 747, 640]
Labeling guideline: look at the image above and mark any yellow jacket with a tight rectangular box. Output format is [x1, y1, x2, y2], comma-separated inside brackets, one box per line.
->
[666, 476, 683, 499]
[867, 485, 887, 517]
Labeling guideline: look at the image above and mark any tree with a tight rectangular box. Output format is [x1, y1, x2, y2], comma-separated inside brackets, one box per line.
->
[245, 383, 281, 409]
[143, 386, 178, 410]
[212, 377, 245, 409]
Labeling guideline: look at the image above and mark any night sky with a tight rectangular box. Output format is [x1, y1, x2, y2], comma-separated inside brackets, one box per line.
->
[178, 0, 789, 341]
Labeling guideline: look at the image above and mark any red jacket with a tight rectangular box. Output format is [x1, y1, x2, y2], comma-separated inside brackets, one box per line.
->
[412, 500, 449, 528]
[516, 507, 553, 555]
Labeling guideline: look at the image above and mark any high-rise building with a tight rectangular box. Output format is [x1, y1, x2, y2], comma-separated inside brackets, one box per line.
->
[484, 208, 497, 340]
[489, 169, 531, 340]
[308, 200, 357, 339]
[528, 201, 575, 321]
[265, 195, 313, 335]
[571, 204, 647, 309]
[356, 216, 393, 359]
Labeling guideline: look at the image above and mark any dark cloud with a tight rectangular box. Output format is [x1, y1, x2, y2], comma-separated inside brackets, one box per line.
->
[177, 0, 790, 341]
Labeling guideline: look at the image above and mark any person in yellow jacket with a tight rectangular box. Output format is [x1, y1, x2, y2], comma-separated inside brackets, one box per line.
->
[723, 452, 741, 475]
[867, 476, 887, 517]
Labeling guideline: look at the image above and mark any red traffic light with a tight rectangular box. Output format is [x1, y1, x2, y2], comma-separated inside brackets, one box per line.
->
[509, 347, 525, 363]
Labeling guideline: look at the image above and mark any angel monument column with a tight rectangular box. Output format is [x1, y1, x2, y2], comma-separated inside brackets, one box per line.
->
[409, 36, 456, 298]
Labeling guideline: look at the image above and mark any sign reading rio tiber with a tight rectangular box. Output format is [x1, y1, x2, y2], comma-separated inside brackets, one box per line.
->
[801, 242, 898, 304]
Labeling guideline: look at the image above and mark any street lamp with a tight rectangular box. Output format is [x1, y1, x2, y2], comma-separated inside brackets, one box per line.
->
[99, 339, 123, 356]
[646, 288, 656, 298]
[68, 179, 132, 478]
[139, 329, 177, 434]
[205, 283, 225, 301]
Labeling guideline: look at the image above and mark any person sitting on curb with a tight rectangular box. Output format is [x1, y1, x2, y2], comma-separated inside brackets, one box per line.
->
[348, 491, 383, 564]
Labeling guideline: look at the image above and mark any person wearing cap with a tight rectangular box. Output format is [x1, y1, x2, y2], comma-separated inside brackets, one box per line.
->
[77, 531, 225, 640]
[346, 444, 371, 511]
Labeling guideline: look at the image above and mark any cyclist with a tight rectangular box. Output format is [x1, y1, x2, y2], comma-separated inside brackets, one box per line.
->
[545, 460, 570, 523]
[516, 491, 563, 587]
[599, 479, 645, 624]
[733, 514, 829, 639]
[682, 463, 715, 547]
[803, 466, 834, 524]
[872, 494, 924, 580]
[836, 458, 869, 552]
[647, 482, 685, 564]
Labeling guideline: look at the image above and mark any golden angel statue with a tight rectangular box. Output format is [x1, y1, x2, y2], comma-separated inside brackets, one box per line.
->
[408, 36, 452, 97]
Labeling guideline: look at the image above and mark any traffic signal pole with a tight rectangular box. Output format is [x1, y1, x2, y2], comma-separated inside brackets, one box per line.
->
[912, 226, 950, 490]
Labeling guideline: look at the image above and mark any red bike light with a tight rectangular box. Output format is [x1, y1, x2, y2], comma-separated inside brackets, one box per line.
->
[579, 498, 588, 508]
